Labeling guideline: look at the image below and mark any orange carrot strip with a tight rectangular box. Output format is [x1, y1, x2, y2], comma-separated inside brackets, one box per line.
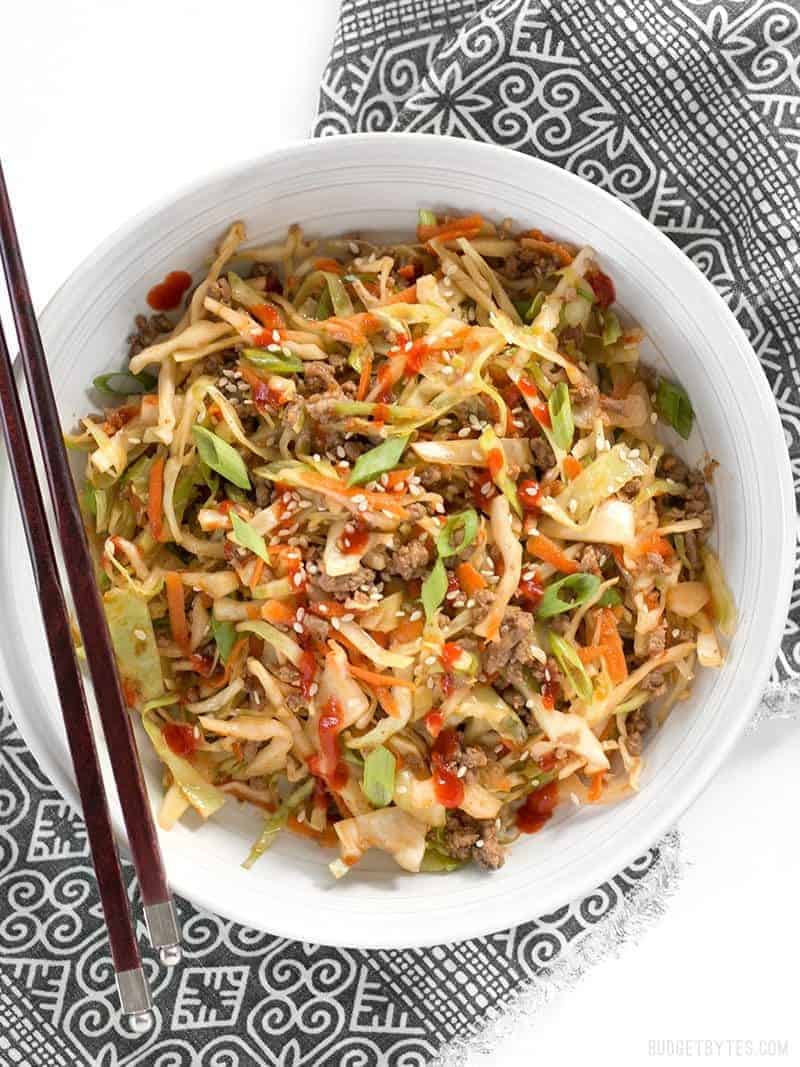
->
[392, 618, 424, 644]
[598, 608, 627, 683]
[380, 284, 418, 305]
[526, 533, 579, 574]
[633, 532, 673, 559]
[456, 561, 487, 593]
[348, 664, 416, 690]
[321, 313, 383, 346]
[165, 572, 190, 653]
[587, 771, 606, 803]
[563, 456, 583, 481]
[313, 258, 343, 275]
[147, 455, 165, 542]
[356, 348, 373, 401]
[374, 687, 400, 718]
[417, 213, 484, 242]
[522, 229, 574, 267]
[261, 601, 296, 625]
[248, 558, 265, 593]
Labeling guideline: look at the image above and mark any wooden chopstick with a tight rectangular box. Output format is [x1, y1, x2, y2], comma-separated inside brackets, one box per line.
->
[0, 317, 153, 1025]
[0, 161, 181, 965]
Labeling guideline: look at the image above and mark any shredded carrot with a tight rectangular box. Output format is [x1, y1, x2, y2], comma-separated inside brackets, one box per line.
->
[165, 572, 190, 653]
[313, 258, 343, 275]
[298, 471, 409, 518]
[563, 456, 583, 481]
[348, 664, 416, 690]
[248, 558, 265, 592]
[208, 636, 249, 689]
[398, 264, 417, 281]
[587, 771, 606, 803]
[393, 618, 424, 643]
[147, 455, 165, 542]
[261, 601, 296, 625]
[374, 687, 400, 718]
[287, 815, 338, 847]
[456, 561, 487, 593]
[356, 348, 373, 401]
[418, 213, 484, 243]
[580, 609, 629, 682]
[383, 466, 414, 490]
[633, 532, 673, 559]
[321, 313, 382, 346]
[522, 229, 574, 267]
[380, 284, 418, 305]
[251, 304, 284, 331]
[526, 533, 579, 574]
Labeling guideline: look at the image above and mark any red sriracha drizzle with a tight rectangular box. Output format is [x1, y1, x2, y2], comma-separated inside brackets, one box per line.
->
[518, 479, 542, 512]
[163, 722, 197, 758]
[299, 650, 317, 701]
[518, 376, 551, 428]
[585, 269, 615, 309]
[518, 575, 544, 609]
[486, 447, 504, 480]
[339, 520, 369, 555]
[313, 698, 348, 791]
[425, 710, 444, 739]
[517, 779, 559, 833]
[147, 270, 192, 312]
[431, 727, 465, 808]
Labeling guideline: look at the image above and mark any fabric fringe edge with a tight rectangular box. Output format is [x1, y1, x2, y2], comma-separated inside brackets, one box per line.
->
[431, 827, 684, 1065]
[750, 679, 800, 728]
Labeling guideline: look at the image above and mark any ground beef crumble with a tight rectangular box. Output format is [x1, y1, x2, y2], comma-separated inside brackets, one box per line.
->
[440, 810, 506, 870]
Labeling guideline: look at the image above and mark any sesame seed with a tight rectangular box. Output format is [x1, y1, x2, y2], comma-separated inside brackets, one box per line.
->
[133, 628, 147, 641]
[296, 607, 306, 620]
[293, 622, 303, 634]
[650, 412, 658, 424]
[456, 766, 467, 778]
[474, 839, 484, 848]
[425, 655, 437, 665]
[568, 499, 577, 513]
[272, 330, 281, 343]
[296, 810, 306, 824]
[672, 628, 680, 637]
[332, 618, 341, 629]
[309, 682, 319, 696]
[395, 785, 408, 795]
[410, 610, 422, 622]
[342, 613, 354, 622]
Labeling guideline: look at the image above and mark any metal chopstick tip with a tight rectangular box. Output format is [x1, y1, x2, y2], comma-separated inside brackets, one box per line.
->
[116, 966, 153, 1025]
[159, 944, 182, 966]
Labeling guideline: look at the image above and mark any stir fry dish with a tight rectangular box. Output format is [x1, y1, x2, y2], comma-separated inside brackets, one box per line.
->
[71, 212, 736, 876]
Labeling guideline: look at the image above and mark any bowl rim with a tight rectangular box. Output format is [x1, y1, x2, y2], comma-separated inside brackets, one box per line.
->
[0, 131, 793, 947]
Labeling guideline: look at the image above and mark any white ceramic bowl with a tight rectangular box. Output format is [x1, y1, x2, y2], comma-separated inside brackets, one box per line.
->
[0, 134, 793, 948]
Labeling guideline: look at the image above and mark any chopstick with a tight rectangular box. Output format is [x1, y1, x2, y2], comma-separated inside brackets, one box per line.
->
[0, 319, 155, 1024]
[0, 163, 181, 966]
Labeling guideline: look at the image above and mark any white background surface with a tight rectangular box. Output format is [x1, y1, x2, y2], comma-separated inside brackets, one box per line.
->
[1, 3, 798, 1064]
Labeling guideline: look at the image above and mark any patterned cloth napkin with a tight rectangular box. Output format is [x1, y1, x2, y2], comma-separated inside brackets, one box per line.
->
[1, 2, 799, 1064]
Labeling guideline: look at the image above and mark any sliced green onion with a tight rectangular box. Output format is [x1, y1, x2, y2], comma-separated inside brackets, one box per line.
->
[548, 632, 593, 702]
[141, 694, 180, 712]
[348, 435, 410, 486]
[347, 346, 364, 374]
[418, 209, 437, 228]
[602, 310, 622, 346]
[191, 425, 251, 490]
[230, 512, 270, 563]
[315, 285, 333, 320]
[536, 572, 601, 619]
[422, 558, 448, 621]
[420, 847, 464, 873]
[436, 508, 479, 559]
[525, 291, 546, 323]
[655, 378, 693, 440]
[93, 370, 157, 396]
[526, 361, 552, 398]
[242, 779, 314, 870]
[241, 348, 303, 374]
[323, 272, 354, 318]
[80, 483, 97, 518]
[211, 617, 237, 663]
[577, 284, 595, 303]
[361, 746, 396, 808]
[547, 382, 574, 451]
[597, 587, 622, 608]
